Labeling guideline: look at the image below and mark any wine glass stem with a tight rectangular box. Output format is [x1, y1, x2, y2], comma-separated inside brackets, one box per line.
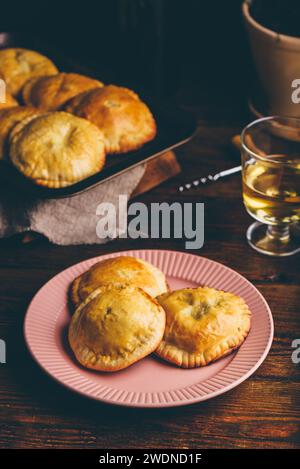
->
[267, 224, 290, 243]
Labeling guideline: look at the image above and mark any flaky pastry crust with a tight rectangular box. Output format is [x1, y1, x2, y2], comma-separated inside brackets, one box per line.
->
[64, 85, 156, 154]
[22, 73, 103, 111]
[0, 48, 58, 96]
[70, 256, 168, 306]
[9, 111, 106, 188]
[156, 287, 251, 368]
[0, 106, 42, 160]
[68, 284, 166, 371]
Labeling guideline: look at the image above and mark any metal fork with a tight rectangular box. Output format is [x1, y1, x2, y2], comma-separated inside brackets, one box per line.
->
[178, 165, 242, 192]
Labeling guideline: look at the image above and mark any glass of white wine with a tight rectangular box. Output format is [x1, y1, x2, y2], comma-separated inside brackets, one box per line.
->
[241, 116, 300, 256]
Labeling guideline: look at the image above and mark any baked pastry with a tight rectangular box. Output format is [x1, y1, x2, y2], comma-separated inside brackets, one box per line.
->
[0, 90, 18, 110]
[69, 284, 166, 371]
[0, 48, 58, 97]
[71, 256, 168, 306]
[64, 85, 156, 154]
[0, 106, 42, 160]
[22, 73, 103, 111]
[9, 111, 106, 188]
[156, 287, 251, 368]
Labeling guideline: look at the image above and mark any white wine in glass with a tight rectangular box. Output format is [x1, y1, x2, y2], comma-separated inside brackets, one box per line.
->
[241, 117, 300, 256]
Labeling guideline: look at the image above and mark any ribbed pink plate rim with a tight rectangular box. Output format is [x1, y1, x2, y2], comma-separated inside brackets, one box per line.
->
[24, 249, 274, 408]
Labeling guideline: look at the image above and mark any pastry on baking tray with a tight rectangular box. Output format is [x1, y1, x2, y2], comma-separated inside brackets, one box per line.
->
[64, 85, 157, 154]
[0, 90, 18, 110]
[22, 73, 103, 111]
[9, 111, 106, 188]
[156, 287, 251, 368]
[69, 284, 166, 372]
[0, 48, 58, 97]
[71, 256, 168, 306]
[0, 106, 42, 160]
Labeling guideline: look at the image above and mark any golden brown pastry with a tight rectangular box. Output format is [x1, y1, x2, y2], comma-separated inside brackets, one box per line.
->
[69, 284, 166, 372]
[9, 111, 106, 188]
[22, 73, 103, 111]
[0, 48, 58, 97]
[71, 256, 168, 306]
[0, 90, 18, 110]
[0, 106, 42, 160]
[64, 85, 156, 154]
[156, 287, 251, 368]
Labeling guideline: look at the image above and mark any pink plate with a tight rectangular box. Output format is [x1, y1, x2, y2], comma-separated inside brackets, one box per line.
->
[24, 250, 273, 408]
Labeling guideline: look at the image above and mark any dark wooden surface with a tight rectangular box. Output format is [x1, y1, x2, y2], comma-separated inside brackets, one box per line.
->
[0, 97, 299, 449]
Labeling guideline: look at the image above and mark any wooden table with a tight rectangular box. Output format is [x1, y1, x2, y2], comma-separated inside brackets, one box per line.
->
[0, 98, 299, 450]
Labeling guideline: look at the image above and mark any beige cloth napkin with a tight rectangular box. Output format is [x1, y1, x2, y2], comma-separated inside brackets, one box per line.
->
[0, 165, 145, 245]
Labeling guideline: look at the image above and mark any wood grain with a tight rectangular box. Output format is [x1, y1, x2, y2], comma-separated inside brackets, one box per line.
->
[132, 150, 181, 197]
[0, 104, 299, 449]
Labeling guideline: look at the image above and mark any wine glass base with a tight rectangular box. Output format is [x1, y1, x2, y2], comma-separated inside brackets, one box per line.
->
[246, 222, 300, 257]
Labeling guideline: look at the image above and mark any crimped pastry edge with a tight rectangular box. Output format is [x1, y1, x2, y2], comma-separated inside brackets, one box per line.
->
[64, 85, 157, 154]
[103, 118, 157, 155]
[68, 284, 166, 372]
[70, 276, 82, 307]
[69, 256, 169, 307]
[8, 111, 106, 188]
[0, 106, 42, 160]
[0, 48, 58, 96]
[22, 72, 104, 110]
[155, 325, 251, 368]
[155, 287, 251, 368]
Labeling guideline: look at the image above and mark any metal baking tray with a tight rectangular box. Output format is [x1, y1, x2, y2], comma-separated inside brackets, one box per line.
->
[0, 32, 197, 198]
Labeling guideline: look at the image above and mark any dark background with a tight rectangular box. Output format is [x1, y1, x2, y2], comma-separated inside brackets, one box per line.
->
[0, 0, 253, 103]
[0, 0, 300, 451]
